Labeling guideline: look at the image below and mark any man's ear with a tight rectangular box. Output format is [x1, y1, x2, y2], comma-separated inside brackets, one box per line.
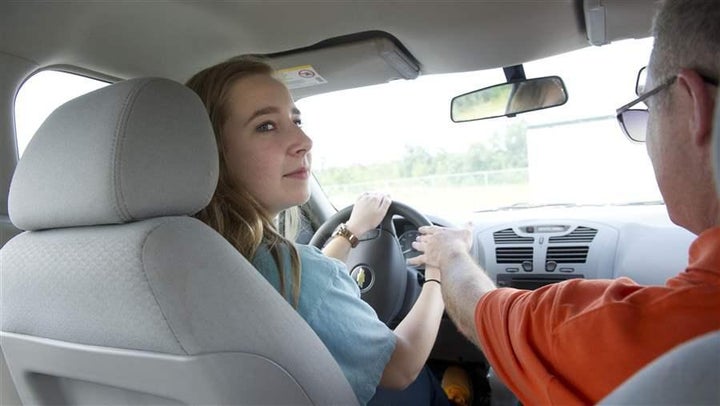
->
[676, 68, 715, 147]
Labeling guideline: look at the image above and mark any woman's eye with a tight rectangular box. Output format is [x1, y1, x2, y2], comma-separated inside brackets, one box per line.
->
[256, 122, 276, 132]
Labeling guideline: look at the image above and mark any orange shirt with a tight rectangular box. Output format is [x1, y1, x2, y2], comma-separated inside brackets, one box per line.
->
[475, 226, 720, 405]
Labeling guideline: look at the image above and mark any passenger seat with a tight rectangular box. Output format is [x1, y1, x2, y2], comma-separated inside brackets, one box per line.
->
[0, 77, 357, 405]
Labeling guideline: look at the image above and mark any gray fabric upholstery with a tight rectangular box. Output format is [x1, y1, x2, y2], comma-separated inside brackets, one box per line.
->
[0, 348, 21, 406]
[8, 78, 218, 231]
[1, 214, 351, 361]
[0, 77, 358, 404]
[1, 218, 189, 354]
[599, 330, 720, 405]
[141, 218, 326, 356]
[1, 217, 357, 404]
[1, 332, 323, 405]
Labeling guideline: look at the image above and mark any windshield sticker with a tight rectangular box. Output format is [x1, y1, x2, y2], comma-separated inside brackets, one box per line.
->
[276, 65, 328, 90]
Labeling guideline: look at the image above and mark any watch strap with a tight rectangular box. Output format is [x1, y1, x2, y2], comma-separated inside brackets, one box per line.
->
[332, 223, 359, 248]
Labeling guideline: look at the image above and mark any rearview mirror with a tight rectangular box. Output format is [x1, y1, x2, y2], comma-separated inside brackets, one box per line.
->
[451, 76, 568, 122]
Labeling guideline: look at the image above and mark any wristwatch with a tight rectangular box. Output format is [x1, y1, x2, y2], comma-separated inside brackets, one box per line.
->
[331, 223, 359, 248]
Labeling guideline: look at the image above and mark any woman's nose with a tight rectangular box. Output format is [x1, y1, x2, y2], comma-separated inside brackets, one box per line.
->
[291, 127, 313, 156]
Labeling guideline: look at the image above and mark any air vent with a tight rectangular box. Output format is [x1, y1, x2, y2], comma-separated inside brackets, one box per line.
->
[493, 228, 533, 244]
[549, 226, 598, 243]
[546, 246, 589, 263]
[496, 247, 533, 264]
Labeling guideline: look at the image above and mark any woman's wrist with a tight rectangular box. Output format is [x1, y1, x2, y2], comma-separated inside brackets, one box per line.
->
[422, 278, 442, 287]
[344, 220, 364, 237]
[423, 267, 442, 283]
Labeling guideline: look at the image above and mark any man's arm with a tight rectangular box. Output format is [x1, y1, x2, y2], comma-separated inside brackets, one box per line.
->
[409, 225, 496, 348]
[439, 251, 496, 348]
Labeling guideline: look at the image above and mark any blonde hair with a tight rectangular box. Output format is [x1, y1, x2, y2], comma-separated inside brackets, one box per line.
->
[186, 56, 302, 307]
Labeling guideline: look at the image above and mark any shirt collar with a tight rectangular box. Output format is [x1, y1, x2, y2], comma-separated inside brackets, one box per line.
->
[688, 226, 720, 274]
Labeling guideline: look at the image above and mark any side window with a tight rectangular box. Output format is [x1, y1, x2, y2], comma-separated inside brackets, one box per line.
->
[14, 70, 109, 157]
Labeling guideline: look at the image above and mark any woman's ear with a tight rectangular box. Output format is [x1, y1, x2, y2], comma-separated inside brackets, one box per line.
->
[676, 68, 715, 147]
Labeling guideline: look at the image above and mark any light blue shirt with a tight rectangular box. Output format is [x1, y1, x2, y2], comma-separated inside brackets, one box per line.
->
[252, 244, 397, 405]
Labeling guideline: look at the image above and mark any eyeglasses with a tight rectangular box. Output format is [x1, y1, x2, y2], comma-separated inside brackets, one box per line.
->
[616, 67, 718, 143]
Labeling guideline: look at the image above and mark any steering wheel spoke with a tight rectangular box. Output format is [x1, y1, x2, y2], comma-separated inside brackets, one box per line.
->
[380, 213, 397, 237]
[309, 201, 432, 323]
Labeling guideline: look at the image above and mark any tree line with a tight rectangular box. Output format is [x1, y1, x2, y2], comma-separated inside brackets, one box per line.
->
[315, 122, 528, 186]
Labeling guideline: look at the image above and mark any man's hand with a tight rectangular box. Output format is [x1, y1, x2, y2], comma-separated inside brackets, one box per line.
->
[346, 192, 391, 236]
[408, 225, 473, 269]
[409, 224, 493, 350]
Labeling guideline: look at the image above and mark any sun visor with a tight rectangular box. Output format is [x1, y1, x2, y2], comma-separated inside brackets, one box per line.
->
[265, 32, 420, 100]
[583, 0, 655, 46]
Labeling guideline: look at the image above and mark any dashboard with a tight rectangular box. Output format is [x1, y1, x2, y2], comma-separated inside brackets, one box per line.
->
[397, 227, 422, 261]
[399, 203, 694, 287]
[467, 204, 695, 287]
[394, 203, 696, 362]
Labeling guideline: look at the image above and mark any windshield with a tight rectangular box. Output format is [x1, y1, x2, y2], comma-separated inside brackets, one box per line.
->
[297, 38, 660, 217]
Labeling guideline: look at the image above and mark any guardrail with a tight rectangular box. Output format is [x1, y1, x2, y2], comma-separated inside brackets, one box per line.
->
[319, 168, 528, 195]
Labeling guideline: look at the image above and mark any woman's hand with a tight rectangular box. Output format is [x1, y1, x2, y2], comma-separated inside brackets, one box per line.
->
[345, 192, 392, 236]
[321, 193, 390, 263]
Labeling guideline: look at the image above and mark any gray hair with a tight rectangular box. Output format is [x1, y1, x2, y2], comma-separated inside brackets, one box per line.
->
[649, 0, 720, 89]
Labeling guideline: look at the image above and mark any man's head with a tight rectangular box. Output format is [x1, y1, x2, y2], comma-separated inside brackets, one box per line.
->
[645, 0, 719, 235]
[648, 0, 720, 85]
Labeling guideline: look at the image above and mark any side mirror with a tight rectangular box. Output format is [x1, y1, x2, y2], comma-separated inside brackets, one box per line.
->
[451, 76, 568, 122]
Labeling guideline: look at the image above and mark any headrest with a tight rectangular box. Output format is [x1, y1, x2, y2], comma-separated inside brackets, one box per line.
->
[9, 78, 218, 231]
[714, 85, 720, 196]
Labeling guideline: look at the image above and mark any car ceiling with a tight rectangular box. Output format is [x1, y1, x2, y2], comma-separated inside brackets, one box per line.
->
[0, 1, 656, 93]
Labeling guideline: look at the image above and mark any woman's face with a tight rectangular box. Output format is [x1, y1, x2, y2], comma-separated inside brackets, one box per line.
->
[222, 74, 312, 217]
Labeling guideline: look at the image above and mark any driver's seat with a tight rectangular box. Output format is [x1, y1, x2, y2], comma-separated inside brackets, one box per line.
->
[0, 78, 357, 405]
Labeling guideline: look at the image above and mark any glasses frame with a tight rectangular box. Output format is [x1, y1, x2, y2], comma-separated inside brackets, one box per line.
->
[616, 75, 675, 143]
[635, 66, 648, 95]
[616, 68, 719, 143]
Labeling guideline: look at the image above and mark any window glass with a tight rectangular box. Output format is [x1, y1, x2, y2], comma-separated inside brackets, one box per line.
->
[14, 70, 109, 157]
[297, 38, 659, 216]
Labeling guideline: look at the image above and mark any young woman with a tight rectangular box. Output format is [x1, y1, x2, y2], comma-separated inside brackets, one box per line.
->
[186, 56, 448, 405]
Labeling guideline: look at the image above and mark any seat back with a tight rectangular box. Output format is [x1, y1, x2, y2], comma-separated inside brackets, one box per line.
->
[1, 332, 334, 405]
[0, 345, 21, 406]
[598, 330, 720, 405]
[0, 78, 357, 405]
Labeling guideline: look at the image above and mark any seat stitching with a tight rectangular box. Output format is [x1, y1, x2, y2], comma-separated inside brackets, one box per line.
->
[138, 218, 190, 355]
[111, 79, 154, 222]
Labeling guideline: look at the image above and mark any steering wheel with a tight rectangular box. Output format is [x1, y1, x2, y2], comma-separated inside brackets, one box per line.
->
[309, 201, 432, 324]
